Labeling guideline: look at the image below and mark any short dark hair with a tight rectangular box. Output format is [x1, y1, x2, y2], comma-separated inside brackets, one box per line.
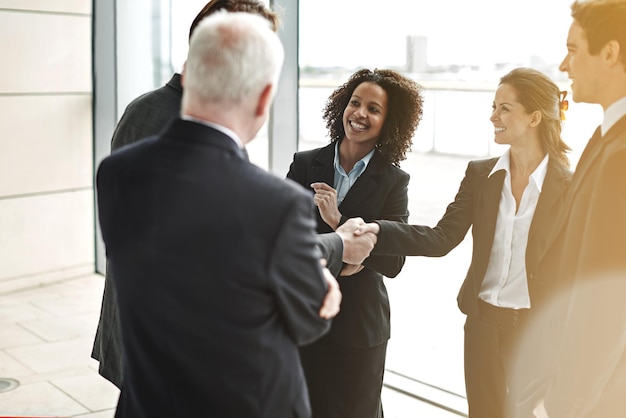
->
[189, 0, 280, 40]
[571, 0, 626, 68]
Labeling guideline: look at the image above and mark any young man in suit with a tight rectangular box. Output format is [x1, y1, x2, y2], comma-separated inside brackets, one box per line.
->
[96, 12, 341, 417]
[529, 1, 626, 416]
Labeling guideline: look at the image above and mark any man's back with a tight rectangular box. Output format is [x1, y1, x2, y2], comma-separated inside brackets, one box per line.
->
[111, 74, 183, 151]
[97, 119, 330, 417]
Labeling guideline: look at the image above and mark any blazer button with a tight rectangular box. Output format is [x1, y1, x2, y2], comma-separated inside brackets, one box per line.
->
[528, 272, 537, 280]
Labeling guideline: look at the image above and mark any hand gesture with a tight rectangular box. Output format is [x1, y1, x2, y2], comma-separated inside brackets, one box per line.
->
[311, 182, 341, 230]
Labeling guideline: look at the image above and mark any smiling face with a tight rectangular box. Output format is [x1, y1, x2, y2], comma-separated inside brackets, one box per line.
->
[490, 83, 537, 147]
[559, 22, 604, 105]
[342, 82, 388, 149]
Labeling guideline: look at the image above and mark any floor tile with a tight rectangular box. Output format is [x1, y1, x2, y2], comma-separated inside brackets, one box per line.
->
[20, 313, 99, 342]
[52, 373, 119, 412]
[0, 323, 44, 349]
[0, 350, 35, 378]
[5, 337, 95, 374]
[0, 303, 52, 325]
[0, 381, 89, 416]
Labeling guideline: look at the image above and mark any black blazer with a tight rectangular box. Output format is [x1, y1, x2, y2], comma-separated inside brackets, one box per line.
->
[374, 157, 572, 317]
[287, 142, 409, 347]
[97, 118, 331, 418]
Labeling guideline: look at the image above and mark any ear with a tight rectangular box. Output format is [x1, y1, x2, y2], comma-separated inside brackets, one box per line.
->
[529, 110, 542, 127]
[180, 62, 186, 88]
[603, 40, 622, 68]
[255, 84, 274, 118]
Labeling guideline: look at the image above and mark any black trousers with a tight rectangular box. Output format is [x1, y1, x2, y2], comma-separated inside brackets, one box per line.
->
[299, 338, 387, 418]
[464, 302, 532, 418]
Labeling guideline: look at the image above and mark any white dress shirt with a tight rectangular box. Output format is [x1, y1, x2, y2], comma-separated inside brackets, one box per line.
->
[181, 115, 244, 149]
[479, 151, 549, 309]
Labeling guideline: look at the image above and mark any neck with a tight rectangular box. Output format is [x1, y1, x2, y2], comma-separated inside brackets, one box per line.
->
[338, 139, 374, 172]
[509, 144, 545, 178]
[183, 100, 255, 144]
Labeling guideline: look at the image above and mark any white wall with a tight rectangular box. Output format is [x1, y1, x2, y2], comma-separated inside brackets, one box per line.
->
[0, 1, 95, 293]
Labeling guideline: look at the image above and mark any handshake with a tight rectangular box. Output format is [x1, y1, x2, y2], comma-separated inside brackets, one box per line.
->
[335, 217, 381, 268]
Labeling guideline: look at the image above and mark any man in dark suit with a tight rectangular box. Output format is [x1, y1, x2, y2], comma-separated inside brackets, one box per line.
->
[91, 0, 376, 389]
[527, 1, 626, 417]
[96, 12, 342, 417]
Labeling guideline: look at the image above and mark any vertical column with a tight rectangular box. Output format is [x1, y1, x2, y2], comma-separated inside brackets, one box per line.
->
[268, 0, 299, 176]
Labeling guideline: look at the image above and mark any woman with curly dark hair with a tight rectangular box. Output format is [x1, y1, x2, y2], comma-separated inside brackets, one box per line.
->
[286, 68, 424, 418]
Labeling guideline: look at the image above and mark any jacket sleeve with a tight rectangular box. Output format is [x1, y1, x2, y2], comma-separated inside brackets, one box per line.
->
[361, 170, 410, 278]
[373, 161, 476, 257]
[269, 192, 331, 346]
[317, 233, 344, 277]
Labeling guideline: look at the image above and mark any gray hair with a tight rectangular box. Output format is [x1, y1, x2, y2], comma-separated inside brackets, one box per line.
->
[184, 12, 284, 105]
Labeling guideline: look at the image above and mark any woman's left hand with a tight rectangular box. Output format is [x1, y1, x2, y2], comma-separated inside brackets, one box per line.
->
[311, 182, 341, 230]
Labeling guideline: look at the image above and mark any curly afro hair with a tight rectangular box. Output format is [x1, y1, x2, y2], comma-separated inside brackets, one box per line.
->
[322, 68, 424, 166]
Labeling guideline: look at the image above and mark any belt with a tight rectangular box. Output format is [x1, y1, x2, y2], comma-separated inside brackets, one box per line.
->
[478, 299, 530, 329]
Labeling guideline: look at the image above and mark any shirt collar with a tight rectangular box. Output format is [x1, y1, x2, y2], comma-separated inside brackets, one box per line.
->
[602, 96, 626, 136]
[333, 141, 375, 175]
[181, 115, 244, 149]
[488, 149, 549, 192]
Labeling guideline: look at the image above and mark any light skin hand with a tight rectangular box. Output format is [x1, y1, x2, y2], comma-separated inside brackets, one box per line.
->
[335, 217, 377, 265]
[354, 222, 380, 236]
[318, 259, 342, 319]
[311, 182, 341, 230]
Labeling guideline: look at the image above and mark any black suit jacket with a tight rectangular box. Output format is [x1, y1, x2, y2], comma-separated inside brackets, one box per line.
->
[97, 118, 331, 418]
[542, 116, 626, 418]
[374, 157, 572, 317]
[287, 142, 409, 347]
[92, 74, 344, 389]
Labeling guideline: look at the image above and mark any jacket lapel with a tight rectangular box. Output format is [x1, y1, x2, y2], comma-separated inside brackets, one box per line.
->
[309, 143, 336, 186]
[338, 152, 383, 214]
[527, 160, 572, 266]
[472, 165, 505, 284]
[569, 117, 626, 197]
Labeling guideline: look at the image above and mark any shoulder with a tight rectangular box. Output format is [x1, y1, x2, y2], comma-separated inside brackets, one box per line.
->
[125, 85, 181, 113]
[468, 157, 499, 172]
[547, 158, 573, 182]
[293, 143, 333, 163]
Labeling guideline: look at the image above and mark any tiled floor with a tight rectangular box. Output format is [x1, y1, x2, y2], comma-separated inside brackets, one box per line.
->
[0, 274, 462, 417]
[0, 275, 119, 417]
